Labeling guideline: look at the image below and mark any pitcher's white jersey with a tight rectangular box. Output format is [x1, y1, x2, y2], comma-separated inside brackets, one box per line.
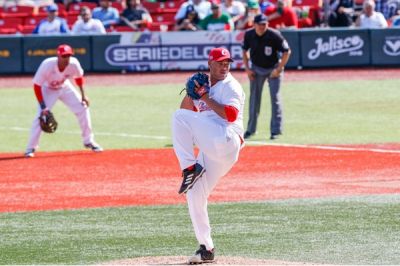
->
[33, 57, 83, 89]
[193, 73, 245, 137]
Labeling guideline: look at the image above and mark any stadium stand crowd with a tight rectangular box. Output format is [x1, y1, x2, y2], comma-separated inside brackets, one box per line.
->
[0, 0, 399, 34]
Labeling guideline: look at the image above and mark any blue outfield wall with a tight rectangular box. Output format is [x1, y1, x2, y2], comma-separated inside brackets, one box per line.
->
[0, 28, 399, 74]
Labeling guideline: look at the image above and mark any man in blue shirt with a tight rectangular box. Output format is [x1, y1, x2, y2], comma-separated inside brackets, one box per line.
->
[33, 4, 70, 35]
[92, 0, 120, 29]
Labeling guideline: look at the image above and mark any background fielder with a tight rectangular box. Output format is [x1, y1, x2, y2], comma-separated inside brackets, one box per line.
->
[25, 44, 102, 158]
[172, 47, 245, 264]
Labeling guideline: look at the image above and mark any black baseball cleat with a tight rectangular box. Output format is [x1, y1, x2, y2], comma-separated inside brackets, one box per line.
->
[243, 131, 253, 139]
[270, 133, 281, 140]
[84, 142, 103, 152]
[24, 148, 35, 158]
[187, 245, 215, 264]
[178, 163, 205, 194]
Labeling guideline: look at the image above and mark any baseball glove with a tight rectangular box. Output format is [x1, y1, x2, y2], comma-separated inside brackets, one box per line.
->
[185, 72, 210, 100]
[39, 110, 58, 133]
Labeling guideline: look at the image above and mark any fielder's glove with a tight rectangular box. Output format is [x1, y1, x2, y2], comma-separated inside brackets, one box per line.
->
[185, 72, 210, 100]
[39, 109, 58, 133]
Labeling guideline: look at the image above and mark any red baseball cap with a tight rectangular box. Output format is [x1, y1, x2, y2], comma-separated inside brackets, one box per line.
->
[208, 47, 234, 62]
[57, 44, 74, 56]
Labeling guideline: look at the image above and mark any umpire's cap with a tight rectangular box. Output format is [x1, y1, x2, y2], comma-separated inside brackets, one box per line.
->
[254, 14, 268, 24]
[57, 44, 74, 56]
[208, 47, 234, 62]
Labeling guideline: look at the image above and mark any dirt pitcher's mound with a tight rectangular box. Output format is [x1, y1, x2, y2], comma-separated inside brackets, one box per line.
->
[100, 256, 323, 265]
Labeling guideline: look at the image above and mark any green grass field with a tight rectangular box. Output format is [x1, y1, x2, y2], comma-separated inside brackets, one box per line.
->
[0, 78, 399, 152]
[1, 77, 400, 264]
[1, 196, 400, 264]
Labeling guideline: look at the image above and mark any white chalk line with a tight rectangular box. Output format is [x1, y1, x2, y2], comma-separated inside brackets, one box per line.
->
[1, 126, 399, 154]
[0, 126, 169, 140]
[247, 140, 400, 154]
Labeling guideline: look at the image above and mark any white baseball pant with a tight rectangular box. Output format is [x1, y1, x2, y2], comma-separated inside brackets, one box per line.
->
[172, 109, 241, 250]
[26, 80, 94, 150]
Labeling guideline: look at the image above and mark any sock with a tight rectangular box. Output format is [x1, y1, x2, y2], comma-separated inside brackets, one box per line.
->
[186, 164, 195, 171]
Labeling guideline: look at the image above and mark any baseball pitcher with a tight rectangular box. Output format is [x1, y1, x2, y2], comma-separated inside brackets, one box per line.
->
[172, 47, 245, 264]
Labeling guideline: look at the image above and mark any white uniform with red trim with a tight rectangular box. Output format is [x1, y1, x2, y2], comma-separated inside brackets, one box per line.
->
[26, 57, 95, 151]
[172, 72, 245, 250]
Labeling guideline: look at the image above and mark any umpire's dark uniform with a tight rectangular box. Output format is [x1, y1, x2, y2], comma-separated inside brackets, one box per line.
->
[242, 14, 291, 140]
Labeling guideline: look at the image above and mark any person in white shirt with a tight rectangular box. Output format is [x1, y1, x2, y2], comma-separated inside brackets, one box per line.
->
[175, 0, 211, 21]
[32, 4, 70, 35]
[172, 47, 245, 264]
[24, 44, 103, 158]
[220, 0, 246, 26]
[355, 0, 388, 28]
[72, 6, 106, 34]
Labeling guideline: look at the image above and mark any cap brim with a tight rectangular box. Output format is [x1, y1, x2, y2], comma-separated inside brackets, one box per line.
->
[58, 52, 73, 56]
[214, 57, 234, 62]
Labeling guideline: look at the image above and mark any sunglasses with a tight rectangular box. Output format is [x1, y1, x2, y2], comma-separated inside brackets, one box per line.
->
[61, 54, 71, 58]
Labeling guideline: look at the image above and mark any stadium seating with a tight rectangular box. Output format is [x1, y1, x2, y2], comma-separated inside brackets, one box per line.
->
[151, 12, 175, 23]
[24, 15, 47, 26]
[148, 21, 174, 31]
[1, 5, 34, 18]
[142, 0, 180, 14]
[0, 17, 23, 34]
[17, 24, 36, 34]
[111, 1, 125, 13]
[68, 2, 98, 15]
[67, 14, 80, 27]
[37, 4, 67, 17]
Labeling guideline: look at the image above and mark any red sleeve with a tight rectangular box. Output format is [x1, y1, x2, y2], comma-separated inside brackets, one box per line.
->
[75, 77, 84, 87]
[33, 83, 46, 109]
[34, 84, 43, 102]
[224, 105, 239, 122]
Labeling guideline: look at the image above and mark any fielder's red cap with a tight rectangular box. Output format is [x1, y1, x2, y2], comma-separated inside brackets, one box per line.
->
[208, 47, 234, 62]
[57, 44, 74, 56]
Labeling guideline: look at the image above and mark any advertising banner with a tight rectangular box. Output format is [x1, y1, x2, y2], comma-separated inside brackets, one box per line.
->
[300, 28, 370, 67]
[92, 34, 121, 72]
[100, 30, 299, 72]
[281, 30, 300, 68]
[370, 28, 400, 66]
[160, 31, 231, 70]
[0, 37, 22, 74]
[23, 36, 91, 73]
[103, 32, 162, 71]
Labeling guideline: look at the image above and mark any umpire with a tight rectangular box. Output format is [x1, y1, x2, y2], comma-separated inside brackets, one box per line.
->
[242, 13, 291, 140]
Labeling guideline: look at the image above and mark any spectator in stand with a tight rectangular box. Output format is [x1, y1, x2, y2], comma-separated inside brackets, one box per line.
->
[92, 0, 120, 29]
[355, 0, 388, 27]
[387, 0, 400, 21]
[391, 10, 400, 26]
[221, 0, 246, 26]
[175, 0, 211, 22]
[72, 6, 106, 34]
[375, 0, 390, 19]
[236, 0, 261, 30]
[174, 4, 201, 31]
[199, 3, 234, 31]
[264, 0, 298, 29]
[119, 0, 152, 31]
[328, 0, 354, 27]
[33, 4, 70, 35]
[258, 0, 275, 13]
